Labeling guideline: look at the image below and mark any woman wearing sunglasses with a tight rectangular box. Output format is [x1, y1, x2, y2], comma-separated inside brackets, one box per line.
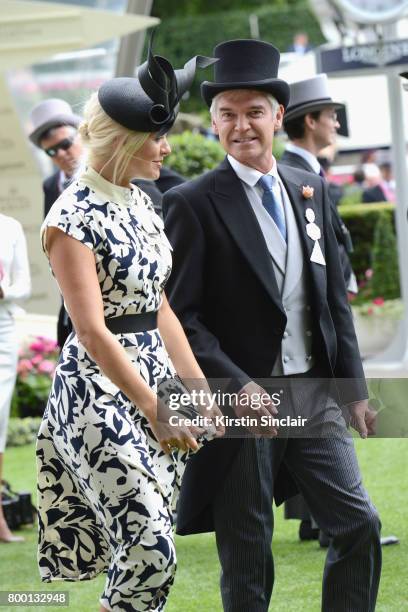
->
[36, 38, 223, 611]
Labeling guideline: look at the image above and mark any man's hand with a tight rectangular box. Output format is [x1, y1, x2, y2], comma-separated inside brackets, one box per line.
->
[234, 381, 279, 437]
[348, 399, 377, 438]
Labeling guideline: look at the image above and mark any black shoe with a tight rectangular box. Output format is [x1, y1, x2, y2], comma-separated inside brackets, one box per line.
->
[318, 530, 331, 548]
[299, 520, 320, 541]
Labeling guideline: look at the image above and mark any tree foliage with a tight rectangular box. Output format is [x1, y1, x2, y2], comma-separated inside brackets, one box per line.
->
[152, 0, 304, 18]
[148, 4, 324, 112]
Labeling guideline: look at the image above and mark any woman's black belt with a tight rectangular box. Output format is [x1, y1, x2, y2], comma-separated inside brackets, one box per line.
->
[105, 312, 158, 334]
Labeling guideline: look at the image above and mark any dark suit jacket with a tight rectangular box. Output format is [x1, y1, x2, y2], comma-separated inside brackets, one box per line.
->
[132, 168, 186, 218]
[156, 166, 185, 193]
[362, 184, 387, 203]
[281, 150, 354, 284]
[43, 171, 61, 218]
[163, 158, 367, 535]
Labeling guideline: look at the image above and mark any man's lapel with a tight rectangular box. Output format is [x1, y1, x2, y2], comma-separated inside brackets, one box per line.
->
[278, 164, 326, 310]
[210, 158, 284, 312]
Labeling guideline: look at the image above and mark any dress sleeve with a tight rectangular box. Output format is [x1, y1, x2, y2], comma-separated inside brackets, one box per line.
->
[41, 196, 96, 258]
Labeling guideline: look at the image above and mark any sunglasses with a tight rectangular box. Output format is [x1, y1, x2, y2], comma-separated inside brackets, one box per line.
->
[44, 136, 75, 158]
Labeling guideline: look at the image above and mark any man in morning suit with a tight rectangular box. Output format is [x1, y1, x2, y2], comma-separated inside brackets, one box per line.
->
[163, 40, 381, 611]
[282, 74, 357, 295]
[29, 98, 83, 218]
[281, 74, 359, 544]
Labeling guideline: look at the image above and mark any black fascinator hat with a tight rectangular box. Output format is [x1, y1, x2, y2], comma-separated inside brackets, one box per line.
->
[98, 31, 217, 135]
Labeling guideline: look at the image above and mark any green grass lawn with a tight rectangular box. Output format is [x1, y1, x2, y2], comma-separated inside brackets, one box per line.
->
[2, 439, 407, 611]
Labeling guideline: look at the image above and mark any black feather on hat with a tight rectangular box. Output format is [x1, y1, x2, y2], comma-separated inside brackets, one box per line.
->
[98, 31, 217, 134]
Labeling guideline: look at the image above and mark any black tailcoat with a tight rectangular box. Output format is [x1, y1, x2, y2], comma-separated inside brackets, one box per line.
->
[43, 171, 61, 218]
[163, 158, 367, 535]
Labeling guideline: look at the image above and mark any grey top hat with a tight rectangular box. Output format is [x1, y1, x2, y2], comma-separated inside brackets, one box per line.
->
[29, 98, 81, 147]
[283, 74, 344, 123]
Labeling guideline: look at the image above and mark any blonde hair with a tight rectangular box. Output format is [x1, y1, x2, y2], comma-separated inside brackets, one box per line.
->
[78, 92, 150, 184]
[210, 90, 280, 118]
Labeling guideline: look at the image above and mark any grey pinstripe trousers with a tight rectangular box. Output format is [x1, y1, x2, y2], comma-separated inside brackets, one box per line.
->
[212, 431, 381, 611]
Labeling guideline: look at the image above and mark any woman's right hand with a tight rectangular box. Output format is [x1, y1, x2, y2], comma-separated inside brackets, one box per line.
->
[148, 398, 205, 454]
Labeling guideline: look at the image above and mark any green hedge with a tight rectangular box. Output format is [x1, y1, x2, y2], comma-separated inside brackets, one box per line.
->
[338, 202, 396, 282]
[152, 4, 325, 112]
[6, 417, 42, 449]
[371, 211, 400, 300]
[166, 132, 225, 178]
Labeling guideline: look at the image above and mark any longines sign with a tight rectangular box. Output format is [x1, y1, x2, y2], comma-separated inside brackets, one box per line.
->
[318, 39, 408, 73]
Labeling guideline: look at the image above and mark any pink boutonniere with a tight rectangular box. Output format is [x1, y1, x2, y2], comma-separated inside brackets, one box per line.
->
[302, 185, 314, 199]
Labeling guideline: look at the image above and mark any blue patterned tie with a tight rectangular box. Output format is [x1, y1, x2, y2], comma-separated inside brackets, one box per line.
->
[258, 174, 287, 241]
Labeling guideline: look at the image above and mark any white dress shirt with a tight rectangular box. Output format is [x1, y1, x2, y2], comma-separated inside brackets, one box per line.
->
[0, 214, 31, 314]
[227, 154, 287, 238]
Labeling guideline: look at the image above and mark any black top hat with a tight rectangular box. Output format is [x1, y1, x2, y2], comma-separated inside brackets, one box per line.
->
[201, 39, 290, 108]
[98, 32, 216, 135]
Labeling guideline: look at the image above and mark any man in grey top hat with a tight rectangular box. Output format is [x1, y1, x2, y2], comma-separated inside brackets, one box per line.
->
[29, 98, 83, 218]
[282, 74, 357, 293]
[163, 40, 381, 612]
[29, 98, 83, 347]
[281, 75, 359, 545]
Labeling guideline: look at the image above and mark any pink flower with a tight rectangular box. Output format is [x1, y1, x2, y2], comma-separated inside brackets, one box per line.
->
[31, 354, 43, 365]
[365, 268, 373, 279]
[29, 340, 46, 353]
[367, 307, 374, 315]
[17, 359, 33, 374]
[43, 340, 58, 354]
[38, 360, 55, 375]
[302, 185, 314, 199]
[373, 297, 385, 306]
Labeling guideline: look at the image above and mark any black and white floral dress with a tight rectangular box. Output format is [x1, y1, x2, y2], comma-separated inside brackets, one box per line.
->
[37, 167, 187, 612]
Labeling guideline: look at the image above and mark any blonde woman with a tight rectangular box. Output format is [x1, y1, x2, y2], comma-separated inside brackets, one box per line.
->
[37, 44, 222, 611]
[0, 213, 31, 542]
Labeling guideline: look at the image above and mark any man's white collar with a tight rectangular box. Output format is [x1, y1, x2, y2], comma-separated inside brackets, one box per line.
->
[227, 154, 279, 187]
[285, 143, 320, 175]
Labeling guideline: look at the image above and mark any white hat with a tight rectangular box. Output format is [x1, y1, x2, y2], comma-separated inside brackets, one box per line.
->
[284, 74, 344, 123]
[29, 98, 81, 147]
